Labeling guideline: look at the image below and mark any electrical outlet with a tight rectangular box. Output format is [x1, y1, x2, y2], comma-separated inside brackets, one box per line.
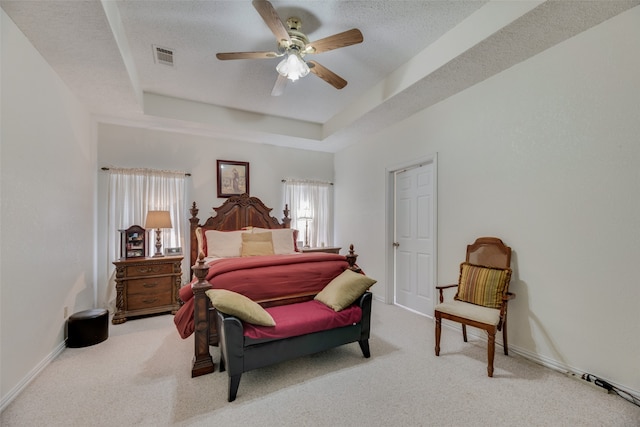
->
[64, 306, 68, 319]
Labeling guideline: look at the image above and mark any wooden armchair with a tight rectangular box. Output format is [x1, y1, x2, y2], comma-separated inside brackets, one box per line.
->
[434, 237, 514, 377]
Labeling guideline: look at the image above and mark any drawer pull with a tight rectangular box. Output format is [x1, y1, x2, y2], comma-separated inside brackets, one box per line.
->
[143, 298, 159, 305]
[137, 266, 160, 274]
[143, 282, 157, 288]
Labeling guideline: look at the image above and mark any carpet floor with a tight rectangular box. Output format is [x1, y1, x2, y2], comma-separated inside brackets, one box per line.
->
[1, 300, 638, 426]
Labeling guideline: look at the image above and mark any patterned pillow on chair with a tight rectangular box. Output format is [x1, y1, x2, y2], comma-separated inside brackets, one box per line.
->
[454, 262, 512, 309]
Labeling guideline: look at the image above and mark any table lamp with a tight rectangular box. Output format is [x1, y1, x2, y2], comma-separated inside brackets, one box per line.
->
[145, 210, 172, 257]
[298, 210, 313, 248]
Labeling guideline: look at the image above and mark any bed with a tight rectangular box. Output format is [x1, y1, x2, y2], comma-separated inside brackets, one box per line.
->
[173, 193, 361, 377]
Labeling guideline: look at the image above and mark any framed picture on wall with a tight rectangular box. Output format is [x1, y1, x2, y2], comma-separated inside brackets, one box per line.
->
[217, 160, 249, 198]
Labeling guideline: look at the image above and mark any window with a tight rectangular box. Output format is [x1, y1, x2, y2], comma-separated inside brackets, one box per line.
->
[106, 168, 186, 261]
[283, 179, 332, 248]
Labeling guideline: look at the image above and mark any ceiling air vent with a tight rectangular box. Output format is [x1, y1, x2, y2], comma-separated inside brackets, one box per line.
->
[153, 45, 174, 66]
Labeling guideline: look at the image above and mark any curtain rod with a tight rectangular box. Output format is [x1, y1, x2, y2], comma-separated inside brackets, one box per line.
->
[101, 167, 191, 177]
[281, 179, 333, 185]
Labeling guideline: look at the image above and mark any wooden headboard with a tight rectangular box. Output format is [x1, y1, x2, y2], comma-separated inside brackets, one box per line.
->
[188, 193, 291, 267]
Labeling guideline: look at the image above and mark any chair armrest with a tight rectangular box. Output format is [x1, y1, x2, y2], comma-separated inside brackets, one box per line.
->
[436, 284, 458, 303]
[498, 292, 516, 323]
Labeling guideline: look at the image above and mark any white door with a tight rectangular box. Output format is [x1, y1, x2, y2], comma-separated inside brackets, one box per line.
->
[394, 163, 435, 316]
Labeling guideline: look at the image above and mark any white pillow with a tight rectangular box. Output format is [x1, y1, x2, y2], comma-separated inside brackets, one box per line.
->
[253, 227, 296, 254]
[204, 229, 249, 258]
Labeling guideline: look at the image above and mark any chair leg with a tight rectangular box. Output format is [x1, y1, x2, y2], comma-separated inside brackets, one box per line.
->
[435, 315, 441, 356]
[462, 324, 468, 342]
[502, 320, 509, 356]
[487, 331, 496, 377]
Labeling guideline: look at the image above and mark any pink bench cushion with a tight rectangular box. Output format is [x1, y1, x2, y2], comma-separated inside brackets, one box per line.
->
[242, 300, 362, 343]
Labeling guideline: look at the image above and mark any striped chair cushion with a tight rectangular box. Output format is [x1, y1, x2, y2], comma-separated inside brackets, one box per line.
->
[454, 262, 512, 309]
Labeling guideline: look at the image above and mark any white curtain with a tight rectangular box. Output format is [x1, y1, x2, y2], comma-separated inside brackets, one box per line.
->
[283, 179, 333, 248]
[105, 168, 186, 307]
[107, 168, 186, 259]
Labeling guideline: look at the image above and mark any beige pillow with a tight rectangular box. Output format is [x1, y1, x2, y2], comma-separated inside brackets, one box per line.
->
[315, 269, 377, 311]
[243, 231, 273, 242]
[205, 289, 275, 326]
[241, 232, 274, 256]
[253, 227, 296, 254]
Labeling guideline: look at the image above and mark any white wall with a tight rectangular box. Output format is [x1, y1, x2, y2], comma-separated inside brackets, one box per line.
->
[96, 123, 334, 305]
[1, 10, 95, 407]
[335, 7, 640, 393]
[3, 1, 638, 409]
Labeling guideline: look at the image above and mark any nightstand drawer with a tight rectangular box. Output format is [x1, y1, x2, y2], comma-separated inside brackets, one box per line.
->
[127, 277, 172, 295]
[127, 291, 173, 310]
[125, 263, 174, 277]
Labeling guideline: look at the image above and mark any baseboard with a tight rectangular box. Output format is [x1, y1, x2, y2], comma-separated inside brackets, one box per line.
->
[0, 340, 67, 413]
[507, 343, 640, 400]
[439, 320, 640, 401]
[372, 294, 386, 304]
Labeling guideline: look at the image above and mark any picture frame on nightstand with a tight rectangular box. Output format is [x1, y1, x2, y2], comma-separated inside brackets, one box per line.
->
[119, 225, 146, 259]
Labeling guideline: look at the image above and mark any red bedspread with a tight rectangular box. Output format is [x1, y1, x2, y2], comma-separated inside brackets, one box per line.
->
[244, 300, 362, 343]
[174, 253, 349, 338]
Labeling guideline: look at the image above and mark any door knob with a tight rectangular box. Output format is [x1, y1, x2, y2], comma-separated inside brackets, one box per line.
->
[393, 242, 400, 247]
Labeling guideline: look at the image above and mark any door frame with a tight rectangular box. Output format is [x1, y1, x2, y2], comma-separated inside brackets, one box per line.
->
[385, 153, 438, 310]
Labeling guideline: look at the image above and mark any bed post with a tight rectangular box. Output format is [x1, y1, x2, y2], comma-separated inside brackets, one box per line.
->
[189, 202, 200, 269]
[282, 204, 291, 228]
[191, 253, 215, 377]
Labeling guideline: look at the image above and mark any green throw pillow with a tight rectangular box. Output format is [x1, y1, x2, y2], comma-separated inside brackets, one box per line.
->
[454, 262, 511, 309]
[205, 289, 275, 326]
[315, 269, 376, 312]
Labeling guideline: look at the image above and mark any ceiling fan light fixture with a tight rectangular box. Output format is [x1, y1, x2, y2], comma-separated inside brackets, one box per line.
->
[216, 1, 362, 92]
[276, 53, 309, 82]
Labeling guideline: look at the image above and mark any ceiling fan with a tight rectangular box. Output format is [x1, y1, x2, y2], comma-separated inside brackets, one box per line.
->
[216, 0, 364, 96]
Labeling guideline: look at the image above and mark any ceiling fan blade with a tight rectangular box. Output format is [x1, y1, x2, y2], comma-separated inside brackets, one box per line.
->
[216, 51, 281, 60]
[252, 0, 291, 43]
[271, 74, 288, 96]
[307, 61, 347, 90]
[306, 29, 363, 54]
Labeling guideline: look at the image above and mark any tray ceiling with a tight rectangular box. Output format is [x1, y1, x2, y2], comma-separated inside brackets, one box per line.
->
[2, 0, 638, 152]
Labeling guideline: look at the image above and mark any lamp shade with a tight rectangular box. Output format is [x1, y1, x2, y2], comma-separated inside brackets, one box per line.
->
[144, 210, 172, 229]
[298, 208, 312, 221]
[276, 53, 310, 82]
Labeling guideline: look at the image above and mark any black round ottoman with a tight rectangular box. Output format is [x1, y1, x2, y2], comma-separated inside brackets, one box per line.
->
[66, 309, 109, 348]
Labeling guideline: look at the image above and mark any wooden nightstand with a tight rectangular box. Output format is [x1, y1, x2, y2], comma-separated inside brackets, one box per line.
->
[112, 256, 183, 324]
[301, 246, 341, 254]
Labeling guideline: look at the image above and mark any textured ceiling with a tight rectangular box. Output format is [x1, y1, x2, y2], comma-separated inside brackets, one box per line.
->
[2, 0, 638, 152]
